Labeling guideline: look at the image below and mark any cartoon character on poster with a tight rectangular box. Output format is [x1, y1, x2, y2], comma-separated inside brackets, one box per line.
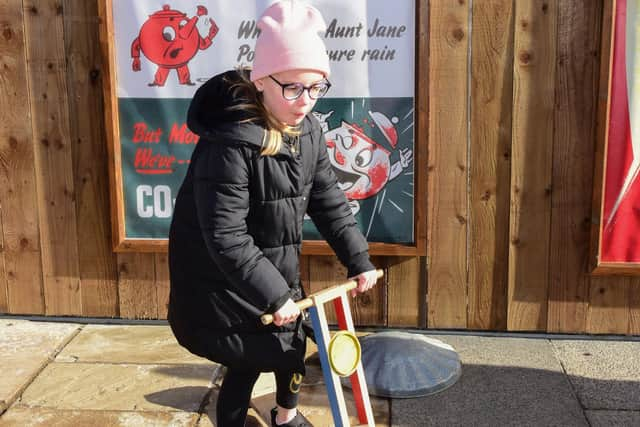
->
[312, 110, 413, 216]
[131, 4, 219, 87]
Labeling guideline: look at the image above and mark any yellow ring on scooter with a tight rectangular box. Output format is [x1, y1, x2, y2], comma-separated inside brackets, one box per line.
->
[328, 330, 361, 377]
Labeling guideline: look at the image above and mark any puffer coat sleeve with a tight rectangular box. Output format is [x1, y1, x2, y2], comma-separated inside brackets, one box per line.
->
[307, 129, 376, 278]
[193, 138, 291, 313]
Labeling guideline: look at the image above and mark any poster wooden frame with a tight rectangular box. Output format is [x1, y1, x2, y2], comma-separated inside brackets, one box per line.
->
[97, 0, 427, 255]
[590, 0, 640, 274]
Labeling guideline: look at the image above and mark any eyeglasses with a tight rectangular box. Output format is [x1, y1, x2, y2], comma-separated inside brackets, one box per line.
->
[268, 75, 331, 100]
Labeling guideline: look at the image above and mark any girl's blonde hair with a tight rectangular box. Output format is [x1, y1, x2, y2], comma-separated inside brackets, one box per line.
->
[224, 67, 300, 156]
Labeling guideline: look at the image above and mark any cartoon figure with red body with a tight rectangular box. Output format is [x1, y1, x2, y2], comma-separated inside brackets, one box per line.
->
[313, 110, 413, 215]
[131, 5, 219, 87]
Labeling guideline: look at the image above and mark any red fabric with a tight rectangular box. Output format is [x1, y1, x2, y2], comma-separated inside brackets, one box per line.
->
[601, 0, 640, 262]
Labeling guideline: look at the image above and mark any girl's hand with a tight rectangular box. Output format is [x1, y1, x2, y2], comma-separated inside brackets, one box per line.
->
[349, 269, 379, 297]
[273, 298, 301, 326]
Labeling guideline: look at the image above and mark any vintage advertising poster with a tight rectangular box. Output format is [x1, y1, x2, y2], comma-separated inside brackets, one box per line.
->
[599, 0, 640, 264]
[109, 0, 415, 244]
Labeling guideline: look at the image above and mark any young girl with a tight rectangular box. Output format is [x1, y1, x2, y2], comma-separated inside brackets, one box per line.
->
[168, 1, 379, 426]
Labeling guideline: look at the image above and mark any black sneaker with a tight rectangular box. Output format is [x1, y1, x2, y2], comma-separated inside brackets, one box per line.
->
[270, 407, 313, 427]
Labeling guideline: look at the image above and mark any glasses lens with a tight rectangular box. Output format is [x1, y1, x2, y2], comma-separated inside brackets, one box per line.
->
[309, 83, 329, 99]
[283, 84, 304, 100]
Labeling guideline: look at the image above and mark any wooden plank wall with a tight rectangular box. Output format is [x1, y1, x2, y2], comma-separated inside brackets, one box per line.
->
[425, 0, 639, 334]
[0, 0, 638, 335]
[468, 0, 513, 332]
[1, 0, 45, 315]
[25, 0, 83, 315]
[547, 0, 602, 333]
[65, 0, 119, 317]
[508, 0, 557, 331]
[427, 0, 469, 329]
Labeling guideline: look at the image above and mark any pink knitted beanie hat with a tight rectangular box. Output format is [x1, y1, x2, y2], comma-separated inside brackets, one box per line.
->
[250, 0, 331, 82]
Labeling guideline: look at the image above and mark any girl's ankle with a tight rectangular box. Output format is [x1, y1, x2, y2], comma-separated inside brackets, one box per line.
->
[270, 407, 312, 427]
[275, 406, 296, 424]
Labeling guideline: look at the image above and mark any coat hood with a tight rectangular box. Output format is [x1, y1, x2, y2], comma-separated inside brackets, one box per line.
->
[187, 70, 265, 148]
[187, 69, 315, 151]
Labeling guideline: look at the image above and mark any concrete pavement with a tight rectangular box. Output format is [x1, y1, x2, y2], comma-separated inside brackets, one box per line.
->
[0, 318, 638, 426]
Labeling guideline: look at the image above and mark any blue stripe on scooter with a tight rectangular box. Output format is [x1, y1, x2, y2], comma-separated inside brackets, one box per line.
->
[308, 306, 344, 427]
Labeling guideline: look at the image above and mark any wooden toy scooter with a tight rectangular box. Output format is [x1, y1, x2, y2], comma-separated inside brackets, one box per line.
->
[261, 269, 383, 427]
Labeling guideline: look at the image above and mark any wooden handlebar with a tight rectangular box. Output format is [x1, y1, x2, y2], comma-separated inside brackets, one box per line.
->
[260, 269, 384, 325]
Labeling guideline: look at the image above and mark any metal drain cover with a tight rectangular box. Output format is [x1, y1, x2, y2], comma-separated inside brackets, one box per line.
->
[342, 331, 462, 398]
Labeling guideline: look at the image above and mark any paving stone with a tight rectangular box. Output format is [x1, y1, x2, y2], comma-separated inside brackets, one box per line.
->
[552, 340, 640, 410]
[391, 335, 588, 427]
[18, 363, 215, 412]
[56, 325, 210, 365]
[585, 410, 640, 426]
[0, 320, 79, 412]
[251, 372, 277, 399]
[0, 407, 198, 426]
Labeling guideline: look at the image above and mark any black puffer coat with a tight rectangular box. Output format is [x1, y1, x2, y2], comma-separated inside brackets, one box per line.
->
[167, 70, 374, 370]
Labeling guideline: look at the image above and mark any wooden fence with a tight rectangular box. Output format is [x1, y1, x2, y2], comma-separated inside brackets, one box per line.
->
[1, 0, 638, 335]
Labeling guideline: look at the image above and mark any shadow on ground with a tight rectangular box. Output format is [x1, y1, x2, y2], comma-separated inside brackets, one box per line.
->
[389, 364, 639, 427]
[144, 386, 210, 412]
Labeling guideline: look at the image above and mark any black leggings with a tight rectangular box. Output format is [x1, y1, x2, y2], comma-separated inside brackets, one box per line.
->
[216, 367, 304, 427]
